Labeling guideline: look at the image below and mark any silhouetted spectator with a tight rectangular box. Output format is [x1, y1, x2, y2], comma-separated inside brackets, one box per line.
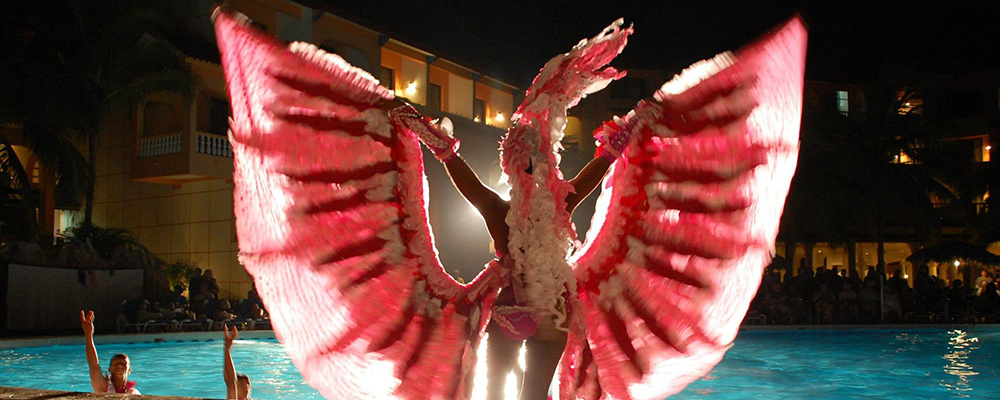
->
[189, 268, 204, 302]
[847, 268, 863, 291]
[205, 269, 221, 296]
[215, 299, 238, 322]
[975, 282, 999, 316]
[791, 265, 816, 299]
[948, 279, 969, 320]
[169, 285, 188, 305]
[762, 283, 792, 324]
[975, 270, 993, 296]
[838, 283, 859, 323]
[812, 283, 837, 323]
[887, 270, 907, 295]
[858, 279, 880, 323]
[863, 266, 878, 285]
[191, 280, 216, 315]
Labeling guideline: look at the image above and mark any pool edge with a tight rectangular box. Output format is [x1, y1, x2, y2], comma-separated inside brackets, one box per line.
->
[0, 330, 277, 350]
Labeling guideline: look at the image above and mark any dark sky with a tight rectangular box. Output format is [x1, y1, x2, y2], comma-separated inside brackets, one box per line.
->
[324, 0, 1000, 86]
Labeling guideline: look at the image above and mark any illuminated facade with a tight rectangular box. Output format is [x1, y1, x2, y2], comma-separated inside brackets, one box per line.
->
[67, 0, 524, 298]
[12, 0, 997, 298]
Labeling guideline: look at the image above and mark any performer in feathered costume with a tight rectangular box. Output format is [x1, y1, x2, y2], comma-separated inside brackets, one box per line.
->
[213, 6, 806, 400]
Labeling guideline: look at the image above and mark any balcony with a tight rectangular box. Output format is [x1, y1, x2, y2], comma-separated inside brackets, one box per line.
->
[130, 91, 234, 186]
[132, 131, 234, 186]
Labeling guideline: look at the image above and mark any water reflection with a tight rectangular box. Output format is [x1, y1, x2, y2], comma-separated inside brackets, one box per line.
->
[940, 330, 979, 397]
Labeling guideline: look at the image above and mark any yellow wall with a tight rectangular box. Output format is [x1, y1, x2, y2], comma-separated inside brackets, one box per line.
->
[93, 111, 250, 300]
[475, 82, 513, 130]
[399, 55, 427, 105]
[447, 73, 474, 118]
[489, 88, 513, 130]
[380, 48, 427, 105]
[564, 116, 585, 150]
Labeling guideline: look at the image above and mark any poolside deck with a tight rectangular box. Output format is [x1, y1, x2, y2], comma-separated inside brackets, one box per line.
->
[0, 386, 211, 399]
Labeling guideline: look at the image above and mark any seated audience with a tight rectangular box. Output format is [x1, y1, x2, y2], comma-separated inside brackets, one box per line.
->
[135, 300, 165, 323]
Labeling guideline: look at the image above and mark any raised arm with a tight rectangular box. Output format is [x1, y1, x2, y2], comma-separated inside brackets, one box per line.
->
[80, 310, 107, 392]
[566, 156, 612, 213]
[383, 99, 503, 215]
[571, 99, 663, 212]
[223, 326, 238, 399]
[442, 156, 504, 215]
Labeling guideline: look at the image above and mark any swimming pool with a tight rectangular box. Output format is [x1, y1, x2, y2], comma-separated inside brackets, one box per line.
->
[1, 327, 998, 399]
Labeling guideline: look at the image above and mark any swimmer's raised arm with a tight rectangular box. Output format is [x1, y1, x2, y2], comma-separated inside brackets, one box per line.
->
[223, 326, 239, 399]
[80, 310, 107, 392]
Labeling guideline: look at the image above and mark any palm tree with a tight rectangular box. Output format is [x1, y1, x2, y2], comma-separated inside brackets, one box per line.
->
[1, 0, 197, 231]
[782, 73, 958, 320]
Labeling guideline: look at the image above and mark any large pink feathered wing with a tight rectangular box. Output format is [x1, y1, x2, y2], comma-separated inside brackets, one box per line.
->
[214, 9, 503, 400]
[561, 17, 807, 400]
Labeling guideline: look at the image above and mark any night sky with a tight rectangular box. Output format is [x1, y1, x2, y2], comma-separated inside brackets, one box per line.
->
[323, 0, 1000, 86]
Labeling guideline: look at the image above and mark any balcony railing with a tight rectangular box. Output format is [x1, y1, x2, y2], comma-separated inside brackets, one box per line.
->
[138, 134, 183, 158]
[196, 134, 232, 158]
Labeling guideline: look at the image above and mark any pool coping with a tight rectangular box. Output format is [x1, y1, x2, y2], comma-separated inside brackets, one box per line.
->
[0, 385, 213, 399]
[0, 330, 277, 350]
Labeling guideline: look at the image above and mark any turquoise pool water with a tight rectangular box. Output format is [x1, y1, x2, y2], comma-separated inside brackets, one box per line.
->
[1, 327, 998, 399]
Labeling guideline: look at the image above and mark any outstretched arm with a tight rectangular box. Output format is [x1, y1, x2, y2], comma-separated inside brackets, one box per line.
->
[382, 98, 503, 216]
[566, 156, 612, 213]
[570, 99, 664, 213]
[223, 326, 238, 399]
[80, 310, 107, 393]
[442, 156, 504, 216]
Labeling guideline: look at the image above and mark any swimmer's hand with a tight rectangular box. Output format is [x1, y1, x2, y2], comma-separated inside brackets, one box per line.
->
[224, 325, 239, 349]
[80, 310, 95, 337]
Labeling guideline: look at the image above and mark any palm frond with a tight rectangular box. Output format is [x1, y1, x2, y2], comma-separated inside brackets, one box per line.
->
[105, 68, 198, 111]
[0, 134, 31, 192]
[19, 121, 91, 206]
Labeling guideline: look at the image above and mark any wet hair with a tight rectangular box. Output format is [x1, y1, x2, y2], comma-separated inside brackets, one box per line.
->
[237, 374, 251, 385]
[109, 354, 130, 370]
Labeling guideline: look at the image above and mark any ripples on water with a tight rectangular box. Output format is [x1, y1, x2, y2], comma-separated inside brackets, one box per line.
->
[1, 328, 998, 400]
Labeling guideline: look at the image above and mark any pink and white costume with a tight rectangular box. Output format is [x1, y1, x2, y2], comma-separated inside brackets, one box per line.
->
[213, 7, 806, 400]
[105, 375, 140, 395]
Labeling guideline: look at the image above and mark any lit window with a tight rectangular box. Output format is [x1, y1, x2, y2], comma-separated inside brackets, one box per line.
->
[836, 91, 849, 116]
